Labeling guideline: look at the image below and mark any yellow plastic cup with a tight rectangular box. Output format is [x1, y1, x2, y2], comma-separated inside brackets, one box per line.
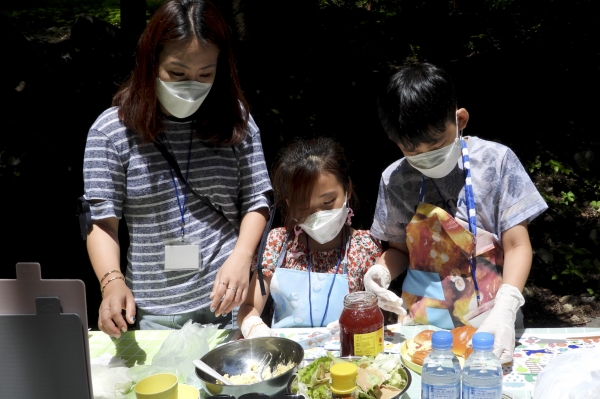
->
[135, 373, 179, 399]
[178, 384, 200, 399]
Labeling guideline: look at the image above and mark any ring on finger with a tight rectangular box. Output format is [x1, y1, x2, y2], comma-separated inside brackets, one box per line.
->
[226, 287, 237, 292]
[100, 307, 111, 312]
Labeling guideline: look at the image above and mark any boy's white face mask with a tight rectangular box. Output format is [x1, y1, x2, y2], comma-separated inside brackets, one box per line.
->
[299, 196, 349, 245]
[405, 113, 462, 178]
[156, 79, 212, 119]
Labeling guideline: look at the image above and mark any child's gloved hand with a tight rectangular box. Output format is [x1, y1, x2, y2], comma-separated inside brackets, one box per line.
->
[476, 284, 525, 364]
[326, 319, 340, 333]
[363, 264, 407, 316]
[241, 316, 278, 339]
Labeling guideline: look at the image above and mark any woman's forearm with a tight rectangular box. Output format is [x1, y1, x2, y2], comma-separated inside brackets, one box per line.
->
[86, 217, 122, 284]
[233, 207, 269, 258]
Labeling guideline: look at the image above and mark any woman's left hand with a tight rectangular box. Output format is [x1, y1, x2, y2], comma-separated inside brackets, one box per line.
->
[209, 249, 253, 316]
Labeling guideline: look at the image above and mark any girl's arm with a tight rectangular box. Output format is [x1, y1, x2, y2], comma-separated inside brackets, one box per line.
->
[87, 217, 136, 338]
[237, 271, 272, 324]
[209, 207, 269, 316]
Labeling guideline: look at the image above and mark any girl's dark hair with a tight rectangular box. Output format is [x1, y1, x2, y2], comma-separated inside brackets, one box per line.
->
[272, 137, 354, 232]
[378, 62, 457, 151]
[113, 0, 249, 144]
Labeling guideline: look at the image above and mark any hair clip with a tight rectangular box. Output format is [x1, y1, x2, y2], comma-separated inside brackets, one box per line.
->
[346, 207, 354, 226]
[289, 226, 305, 259]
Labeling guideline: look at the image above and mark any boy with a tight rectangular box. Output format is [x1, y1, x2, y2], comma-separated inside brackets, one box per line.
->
[367, 63, 547, 363]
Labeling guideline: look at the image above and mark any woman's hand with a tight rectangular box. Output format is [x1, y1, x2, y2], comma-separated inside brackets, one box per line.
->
[98, 278, 136, 338]
[209, 249, 253, 316]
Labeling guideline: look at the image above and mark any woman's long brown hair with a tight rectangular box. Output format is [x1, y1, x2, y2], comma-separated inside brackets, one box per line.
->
[113, 0, 249, 144]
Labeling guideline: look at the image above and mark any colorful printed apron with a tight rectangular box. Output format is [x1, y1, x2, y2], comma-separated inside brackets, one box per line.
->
[270, 228, 350, 328]
[402, 140, 504, 329]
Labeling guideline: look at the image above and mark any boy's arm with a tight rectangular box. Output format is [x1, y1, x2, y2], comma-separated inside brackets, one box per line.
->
[378, 242, 410, 279]
[500, 221, 532, 290]
[477, 220, 530, 364]
[364, 242, 410, 316]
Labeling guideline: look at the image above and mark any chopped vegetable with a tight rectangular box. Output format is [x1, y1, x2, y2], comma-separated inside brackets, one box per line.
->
[292, 353, 407, 399]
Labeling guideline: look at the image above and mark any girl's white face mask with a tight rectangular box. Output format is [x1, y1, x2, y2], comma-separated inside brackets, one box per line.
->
[156, 79, 212, 119]
[298, 196, 349, 245]
[405, 113, 462, 178]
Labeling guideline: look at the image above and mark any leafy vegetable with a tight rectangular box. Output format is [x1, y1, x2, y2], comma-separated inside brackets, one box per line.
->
[292, 353, 407, 399]
[298, 356, 332, 385]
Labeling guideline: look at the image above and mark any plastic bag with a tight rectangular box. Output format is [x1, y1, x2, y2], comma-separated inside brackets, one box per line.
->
[533, 346, 600, 399]
[126, 320, 221, 388]
[91, 355, 132, 399]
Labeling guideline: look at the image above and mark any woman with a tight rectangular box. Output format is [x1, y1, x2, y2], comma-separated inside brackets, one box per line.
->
[83, 0, 271, 337]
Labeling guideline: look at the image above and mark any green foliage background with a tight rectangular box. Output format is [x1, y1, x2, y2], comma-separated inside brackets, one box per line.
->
[1, 0, 598, 311]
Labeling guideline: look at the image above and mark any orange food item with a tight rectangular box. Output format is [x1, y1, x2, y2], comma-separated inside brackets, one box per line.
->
[410, 350, 430, 366]
[414, 329, 434, 346]
[451, 325, 477, 357]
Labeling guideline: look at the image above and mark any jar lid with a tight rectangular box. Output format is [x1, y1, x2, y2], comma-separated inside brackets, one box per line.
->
[330, 362, 358, 394]
[343, 291, 377, 308]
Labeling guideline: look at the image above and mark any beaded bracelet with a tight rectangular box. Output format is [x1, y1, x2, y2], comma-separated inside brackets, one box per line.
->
[99, 270, 123, 286]
[101, 276, 125, 295]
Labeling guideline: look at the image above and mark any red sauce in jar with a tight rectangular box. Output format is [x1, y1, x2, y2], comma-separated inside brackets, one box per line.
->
[339, 292, 384, 357]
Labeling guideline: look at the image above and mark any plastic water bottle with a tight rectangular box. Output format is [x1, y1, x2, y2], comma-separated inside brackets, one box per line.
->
[461, 332, 503, 399]
[421, 330, 461, 399]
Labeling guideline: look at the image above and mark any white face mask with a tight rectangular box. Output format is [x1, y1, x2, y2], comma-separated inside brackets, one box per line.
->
[298, 197, 349, 245]
[405, 113, 462, 178]
[156, 79, 212, 119]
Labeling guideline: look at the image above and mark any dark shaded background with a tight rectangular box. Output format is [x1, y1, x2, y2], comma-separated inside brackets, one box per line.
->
[1, 0, 599, 328]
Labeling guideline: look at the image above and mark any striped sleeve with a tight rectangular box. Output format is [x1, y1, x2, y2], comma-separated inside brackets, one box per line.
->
[236, 115, 272, 213]
[83, 127, 126, 220]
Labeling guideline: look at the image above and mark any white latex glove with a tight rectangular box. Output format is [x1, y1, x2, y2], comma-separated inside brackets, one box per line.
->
[241, 316, 278, 339]
[326, 320, 340, 334]
[364, 264, 407, 317]
[476, 284, 525, 364]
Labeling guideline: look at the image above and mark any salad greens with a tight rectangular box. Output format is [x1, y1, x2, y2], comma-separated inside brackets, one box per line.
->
[291, 353, 408, 399]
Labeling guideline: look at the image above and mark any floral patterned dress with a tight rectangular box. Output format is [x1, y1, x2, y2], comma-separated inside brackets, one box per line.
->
[255, 227, 382, 292]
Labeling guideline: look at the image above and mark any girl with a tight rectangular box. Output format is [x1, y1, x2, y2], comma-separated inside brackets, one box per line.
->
[237, 138, 405, 338]
[83, 0, 271, 337]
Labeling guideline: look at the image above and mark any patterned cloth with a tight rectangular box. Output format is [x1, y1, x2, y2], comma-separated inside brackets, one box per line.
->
[83, 107, 272, 314]
[255, 228, 382, 292]
[371, 136, 548, 245]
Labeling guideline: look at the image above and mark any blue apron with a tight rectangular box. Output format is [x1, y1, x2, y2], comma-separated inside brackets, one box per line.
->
[270, 228, 350, 328]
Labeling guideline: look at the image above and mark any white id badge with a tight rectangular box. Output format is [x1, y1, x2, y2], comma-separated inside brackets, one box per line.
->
[164, 243, 200, 270]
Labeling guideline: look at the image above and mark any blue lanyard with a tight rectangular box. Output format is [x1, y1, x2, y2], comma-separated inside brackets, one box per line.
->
[417, 138, 481, 306]
[166, 132, 194, 240]
[306, 226, 348, 328]
[459, 139, 481, 305]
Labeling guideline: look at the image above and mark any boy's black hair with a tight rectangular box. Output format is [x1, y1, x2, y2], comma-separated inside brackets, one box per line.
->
[378, 63, 457, 152]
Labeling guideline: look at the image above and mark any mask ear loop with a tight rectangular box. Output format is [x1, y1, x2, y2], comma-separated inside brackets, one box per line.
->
[456, 110, 462, 139]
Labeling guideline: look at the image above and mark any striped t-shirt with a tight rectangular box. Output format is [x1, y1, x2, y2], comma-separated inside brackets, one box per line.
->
[83, 107, 272, 314]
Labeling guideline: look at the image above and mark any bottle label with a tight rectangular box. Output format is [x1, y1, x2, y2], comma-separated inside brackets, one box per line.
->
[462, 385, 503, 399]
[352, 327, 383, 356]
[421, 383, 460, 399]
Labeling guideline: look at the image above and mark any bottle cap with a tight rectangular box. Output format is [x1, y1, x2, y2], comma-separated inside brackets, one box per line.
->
[431, 331, 453, 350]
[330, 362, 358, 394]
[471, 332, 494, 351]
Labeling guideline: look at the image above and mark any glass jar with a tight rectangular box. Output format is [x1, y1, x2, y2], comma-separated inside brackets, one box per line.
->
[339, 291, 384, 356]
